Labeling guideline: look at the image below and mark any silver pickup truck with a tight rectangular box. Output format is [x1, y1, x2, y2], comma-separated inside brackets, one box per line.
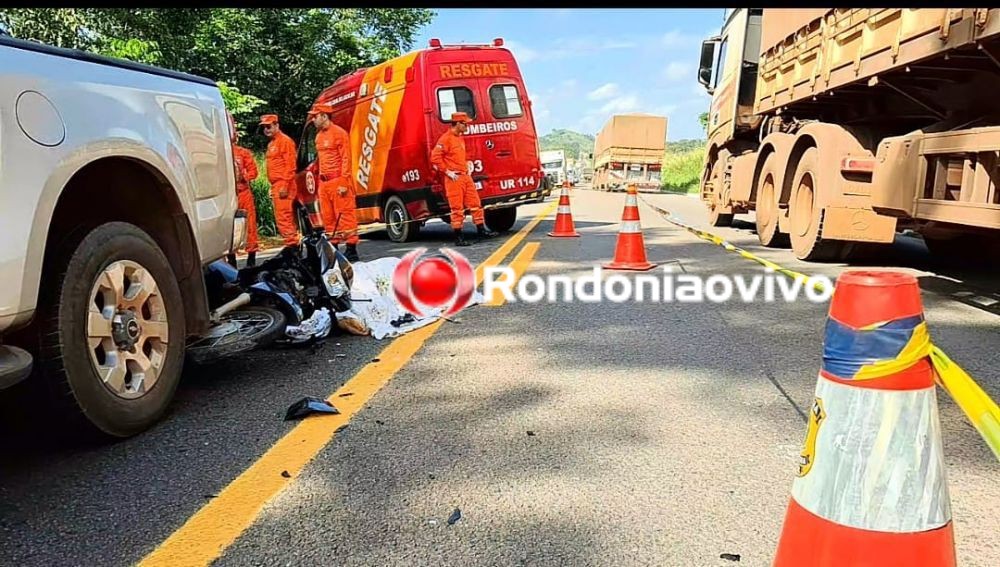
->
[0, 34, 244, 437]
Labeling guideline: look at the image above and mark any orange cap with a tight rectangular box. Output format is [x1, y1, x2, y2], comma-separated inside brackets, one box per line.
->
[308, 103, 335, 117]
[450, 112, 471, 123]
[259, 114, 278, 126]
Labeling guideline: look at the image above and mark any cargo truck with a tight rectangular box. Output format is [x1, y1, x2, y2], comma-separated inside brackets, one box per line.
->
[698, 9, 1000, 262]
[593, 114, 667, 192]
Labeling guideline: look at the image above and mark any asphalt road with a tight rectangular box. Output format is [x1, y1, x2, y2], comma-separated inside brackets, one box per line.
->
[1, 187, 998, 566]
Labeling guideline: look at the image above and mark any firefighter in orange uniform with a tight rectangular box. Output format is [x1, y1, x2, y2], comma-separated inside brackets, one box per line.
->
[260, 114, 300, 248]
[430, 112, 497, 246]
[228, 128, 260, 267]
[309, 103, 360, 261]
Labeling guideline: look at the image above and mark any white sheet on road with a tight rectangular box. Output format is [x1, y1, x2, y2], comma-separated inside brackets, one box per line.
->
[343, 256, 483, 340]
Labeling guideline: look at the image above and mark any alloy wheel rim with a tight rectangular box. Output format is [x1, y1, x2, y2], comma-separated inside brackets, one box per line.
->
[87, 260, 169, 399]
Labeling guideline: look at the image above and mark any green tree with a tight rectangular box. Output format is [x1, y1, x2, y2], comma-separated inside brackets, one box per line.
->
[0, 8, 435, 150]
[539, 129, 596, 159]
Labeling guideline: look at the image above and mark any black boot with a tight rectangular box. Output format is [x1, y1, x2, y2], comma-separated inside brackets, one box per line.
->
[225, 253, 238, 268]
[454, 228, 470, 247]
[476, 224, 498, 240]
[345, 243, 359, 262]
[246, 252, 256, 267]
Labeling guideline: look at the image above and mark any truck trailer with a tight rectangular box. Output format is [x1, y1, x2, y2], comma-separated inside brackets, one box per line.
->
[698, 8, 1000, 262]
[593, 114, 667, 192]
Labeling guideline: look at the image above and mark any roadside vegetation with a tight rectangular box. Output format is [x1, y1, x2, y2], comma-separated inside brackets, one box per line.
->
[660, 139, 705, 194]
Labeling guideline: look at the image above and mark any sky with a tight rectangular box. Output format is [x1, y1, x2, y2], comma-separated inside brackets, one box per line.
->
[413, 8, 726, 142]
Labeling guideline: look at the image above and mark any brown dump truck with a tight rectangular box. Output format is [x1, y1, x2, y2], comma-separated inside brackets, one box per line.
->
[593, 114, 667, 192]
[698, 9, 1000, 262]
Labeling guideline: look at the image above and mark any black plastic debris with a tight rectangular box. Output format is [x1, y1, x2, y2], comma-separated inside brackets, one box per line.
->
[390, 313, 417, 328]
[447, 508, 462, 526]
[371, 358, 381, 363]
[281, 470, 291, 478]
[720, 553, 741, 562]
[338, 392, 354, 398]
[526, 431, 536, 437]
[284, 397, 340, 421]
[428, 474, 436, 480]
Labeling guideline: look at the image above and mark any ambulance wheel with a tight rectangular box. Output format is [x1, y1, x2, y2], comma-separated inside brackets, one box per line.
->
[384, 195, 418, 243]
[485, 206, 517, 233]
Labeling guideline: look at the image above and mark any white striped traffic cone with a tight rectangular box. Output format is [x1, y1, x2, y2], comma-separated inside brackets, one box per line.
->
[773, 270, 955, 567]
[548, 181, 580, 237]
[603, 184, 655, 271]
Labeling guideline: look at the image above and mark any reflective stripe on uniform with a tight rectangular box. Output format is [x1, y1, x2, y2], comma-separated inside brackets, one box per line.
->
[791, 374, 951, 533]
[619, 220, 642, 233]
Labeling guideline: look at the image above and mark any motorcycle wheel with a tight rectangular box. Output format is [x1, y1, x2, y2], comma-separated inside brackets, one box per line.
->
[185, 306, 287, 365]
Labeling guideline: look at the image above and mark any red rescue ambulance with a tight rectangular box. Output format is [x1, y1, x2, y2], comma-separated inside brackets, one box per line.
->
[294, 37, 550, 242]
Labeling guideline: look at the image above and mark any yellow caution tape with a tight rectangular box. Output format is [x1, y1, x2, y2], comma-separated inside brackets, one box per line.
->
[639, 195, 1000, 461]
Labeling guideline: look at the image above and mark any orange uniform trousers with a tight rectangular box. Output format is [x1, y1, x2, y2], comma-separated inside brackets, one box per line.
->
[270, 179, 300, 247]
[318, 176, 359, 245]
[445, 173, 484, 230]
[236, 188, 259, 253]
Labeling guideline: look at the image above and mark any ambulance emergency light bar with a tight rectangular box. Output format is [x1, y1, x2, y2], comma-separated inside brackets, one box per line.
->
[428, 38, 504, 48]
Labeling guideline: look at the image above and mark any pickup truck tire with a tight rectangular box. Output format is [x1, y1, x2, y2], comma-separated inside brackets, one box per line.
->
[36, 222, 185, 438]
[384, 195, 418, 243]
[484, 206, 517, 233]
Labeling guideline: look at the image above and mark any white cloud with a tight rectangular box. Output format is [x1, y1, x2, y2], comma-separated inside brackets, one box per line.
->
[664, 61, 693, 82]
[588, 83, 620, 101]
[599, 94, 640, 114]
[602, 39, 639, 50]
[504, 39, 539, 63]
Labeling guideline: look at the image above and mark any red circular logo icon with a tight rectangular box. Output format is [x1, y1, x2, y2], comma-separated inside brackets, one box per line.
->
[392, 248, 475, 317]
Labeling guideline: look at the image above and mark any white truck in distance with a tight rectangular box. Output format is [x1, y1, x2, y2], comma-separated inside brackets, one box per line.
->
[0, 34, 244, 438]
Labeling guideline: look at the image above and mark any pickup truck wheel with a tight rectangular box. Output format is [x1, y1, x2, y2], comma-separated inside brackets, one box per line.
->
[754, 153, 790, 248]
[484, 206, 517, 233]
[788, 147, 846, 262]
[37, 222, 185, 438]
[384, 195, 418, 243]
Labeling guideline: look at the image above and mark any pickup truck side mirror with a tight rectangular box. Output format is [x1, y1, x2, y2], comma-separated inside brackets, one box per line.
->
[698, 38, 719, 94]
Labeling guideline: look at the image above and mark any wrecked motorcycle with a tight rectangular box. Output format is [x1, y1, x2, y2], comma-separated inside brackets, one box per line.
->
[186, 200, 354, 364]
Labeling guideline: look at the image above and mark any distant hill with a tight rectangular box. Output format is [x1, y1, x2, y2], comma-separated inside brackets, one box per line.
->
[666, 139, 705, 153]
[539, 129, 596, 158]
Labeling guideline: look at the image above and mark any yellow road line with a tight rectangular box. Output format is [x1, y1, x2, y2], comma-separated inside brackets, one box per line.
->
[485, 242, 541, 306]
[138, 202, 557, 567]
[475, 201, 556, 286]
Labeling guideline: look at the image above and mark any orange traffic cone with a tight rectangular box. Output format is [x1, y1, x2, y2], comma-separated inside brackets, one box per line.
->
[547, 181, 580, 237]
[773, 270, 955, 567]
[603, 184, 655, 271]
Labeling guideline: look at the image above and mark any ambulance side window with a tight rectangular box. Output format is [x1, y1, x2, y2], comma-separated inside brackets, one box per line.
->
[298, 122, 317, 169]
[489, 84, 523, 118]
[437, 87, 476, 122]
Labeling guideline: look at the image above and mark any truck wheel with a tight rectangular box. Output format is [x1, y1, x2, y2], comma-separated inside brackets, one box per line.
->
[788, 147, 845, 261]
[384, 195, 418, 243]
[36, 222, 186, 438]
[706, 157, 733, 227]
[755, 153, 789, 248]
[485, 206, 517, 233]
